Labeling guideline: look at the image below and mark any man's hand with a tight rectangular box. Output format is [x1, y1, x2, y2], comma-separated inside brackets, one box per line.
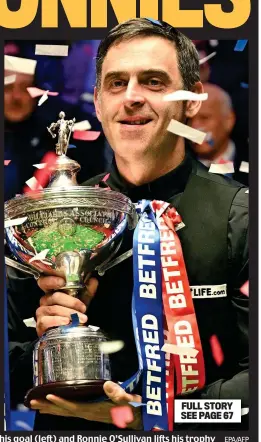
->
[36, 275, 98, 337]
[30, 381, 142, 429]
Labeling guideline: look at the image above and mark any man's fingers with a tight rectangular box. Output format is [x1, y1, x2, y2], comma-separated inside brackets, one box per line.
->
[39, 407, 74, 417]
[104, 383, 142, 430]
[36, 316, 70, 337]
[36, 305, 87, 322]
[87, 277, 99, 296]
[45, 395, 79, 413]
[103, 381, 142, 405]
[40, 292, 87, 313]
[79, 277, 99, 307]
[30, 399, 49, 409]
[38, 276, 98, 310]
[40, 407, 73, 417]
[30, 400, 74, 417]
[38, 276, 65, 293]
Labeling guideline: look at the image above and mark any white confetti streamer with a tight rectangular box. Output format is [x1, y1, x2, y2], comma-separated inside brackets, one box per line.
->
[128, 402, 146, 408]
[239, 161, 249, 173]
[25, 177, 43, 191]
[163, 90, 208, 102]
[35, 44, 69, 57]
[23, 317, 36, 328]
[4, 74, 16, 85]
[41, 261, 53, 266]
[33, 163, 47, 169]
[245, 189, 249, 194]
[198, 50, 205, 61]
[88, 325, 100, 331]
[205, 131, 213, 142]
[161, 343, 199, 357]
[167, 120, 207, 144]
[209, 40, 219, 47]
[241, 408, 249, 416]
[99, 340, 124, 354]
[175, 222, 185, 231]
[5, 217, 27, 228]
[38, 91, 49, 106]
[27, 237, 37, 254]
[4, 55, 14, 71]
[81, 92, 94, 102]
[14, 421, 33, 431]
[5, 55, 37, 75]
[199, 51, 217, 65]
[31, 137, 39, 147]
[72, 120, 91, 131]
[29, 249, 49, 263]
[209, 162, 234, 175]
[17, 404, 29, 412]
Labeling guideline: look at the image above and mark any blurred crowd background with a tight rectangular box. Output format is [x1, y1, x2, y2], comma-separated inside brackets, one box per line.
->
[4, 38, 249, 204]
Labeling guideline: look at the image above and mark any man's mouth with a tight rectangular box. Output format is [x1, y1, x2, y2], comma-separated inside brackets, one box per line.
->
[119, 119, 152, 126]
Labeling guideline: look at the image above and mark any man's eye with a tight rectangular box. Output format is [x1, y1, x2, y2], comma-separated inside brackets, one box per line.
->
[147, 78, 164, 88]
[111, 80, 126, 88]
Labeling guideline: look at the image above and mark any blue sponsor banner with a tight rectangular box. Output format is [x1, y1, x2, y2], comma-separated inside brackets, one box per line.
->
[132, 201, 168, 430]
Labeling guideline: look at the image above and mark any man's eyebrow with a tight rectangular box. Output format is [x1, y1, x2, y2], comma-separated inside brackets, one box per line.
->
[140, 69, 171, 79]
[103, 71, 128, 82]
[103, 69, 172, 82]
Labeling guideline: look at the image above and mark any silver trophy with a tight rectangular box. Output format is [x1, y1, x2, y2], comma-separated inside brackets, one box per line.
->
[5, 112, 136, 406]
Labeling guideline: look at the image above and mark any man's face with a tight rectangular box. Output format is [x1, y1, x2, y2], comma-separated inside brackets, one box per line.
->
[94, 36, 193, 161]
[189, 91, 235, 159]
[4, 71, 35, 123]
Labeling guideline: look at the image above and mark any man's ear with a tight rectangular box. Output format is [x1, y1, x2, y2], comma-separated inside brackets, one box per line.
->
[94, 87, 102, 123]
[185, 82, 204, 119]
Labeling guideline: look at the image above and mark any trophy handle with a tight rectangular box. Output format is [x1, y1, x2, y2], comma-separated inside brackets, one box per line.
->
[5, 256, 41, 280]
[96, 248, 133, 276]
[95, 239, 122, 276]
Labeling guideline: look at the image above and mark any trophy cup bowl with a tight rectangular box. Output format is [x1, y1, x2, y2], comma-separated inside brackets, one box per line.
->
[4, 112, 137, 407]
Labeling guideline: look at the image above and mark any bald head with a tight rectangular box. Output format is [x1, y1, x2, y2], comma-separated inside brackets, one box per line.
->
[190, 82, 235, 161]
[203, 83, 233, 116]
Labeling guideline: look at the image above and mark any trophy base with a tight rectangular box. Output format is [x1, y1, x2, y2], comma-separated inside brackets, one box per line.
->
[24, 379, 106, 408]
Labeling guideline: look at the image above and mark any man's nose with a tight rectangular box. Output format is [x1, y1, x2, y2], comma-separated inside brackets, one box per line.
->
[123, 81, 145, 107]
[12, 86, 23, 100]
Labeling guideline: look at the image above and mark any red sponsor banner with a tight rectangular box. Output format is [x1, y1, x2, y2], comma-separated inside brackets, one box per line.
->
[151, 201, 205, 430]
